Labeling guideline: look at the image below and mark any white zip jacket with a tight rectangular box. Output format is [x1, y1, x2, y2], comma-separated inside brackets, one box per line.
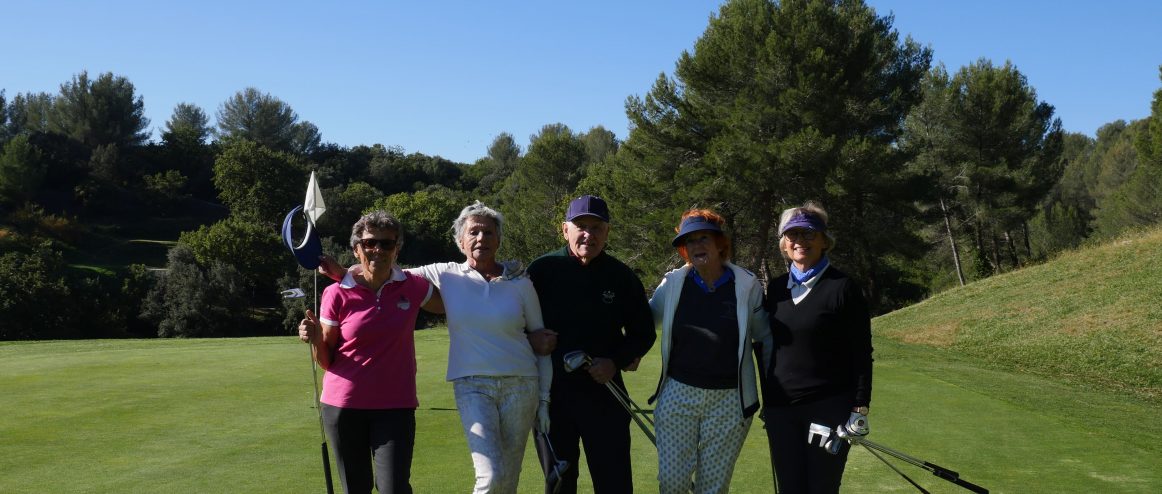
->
[647, 262, 773, 417]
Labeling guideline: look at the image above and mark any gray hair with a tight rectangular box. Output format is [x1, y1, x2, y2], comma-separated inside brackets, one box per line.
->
[452, 201, 504, 244]
[777, 201, 837, 258]
[350, 210, 403, 248]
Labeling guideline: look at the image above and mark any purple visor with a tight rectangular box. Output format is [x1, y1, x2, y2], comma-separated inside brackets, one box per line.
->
[780, 211, 826, 235]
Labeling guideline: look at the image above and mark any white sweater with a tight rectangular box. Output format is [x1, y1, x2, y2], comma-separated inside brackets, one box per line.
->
[407, 262, 553, 399]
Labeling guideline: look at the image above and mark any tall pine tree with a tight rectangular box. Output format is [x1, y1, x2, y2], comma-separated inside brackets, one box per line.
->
[588, 0, 931, 310]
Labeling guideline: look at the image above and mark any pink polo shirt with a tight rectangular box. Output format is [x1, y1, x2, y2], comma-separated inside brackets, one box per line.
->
[318, 267, 432, 409]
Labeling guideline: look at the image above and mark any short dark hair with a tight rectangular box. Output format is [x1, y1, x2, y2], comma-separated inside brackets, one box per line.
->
[350, 210, 403, 248]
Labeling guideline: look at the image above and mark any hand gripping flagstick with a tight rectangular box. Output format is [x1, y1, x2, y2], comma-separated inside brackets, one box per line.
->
[281, 171, 334, 494]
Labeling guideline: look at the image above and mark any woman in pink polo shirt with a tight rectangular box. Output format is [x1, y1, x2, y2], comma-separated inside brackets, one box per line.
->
[301, 210, 440, 494]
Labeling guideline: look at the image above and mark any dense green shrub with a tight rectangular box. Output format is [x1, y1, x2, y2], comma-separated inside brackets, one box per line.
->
[141, 244, 249, 338]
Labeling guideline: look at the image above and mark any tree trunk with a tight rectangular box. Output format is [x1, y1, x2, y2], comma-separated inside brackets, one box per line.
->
[973, 218, 991, 277]
[990, 231, 1002, 273]
[1022, 221, 1033, 258]
[941, 197, 966, 286]
[1004, 230, 1021, 268]
[755, 206, 775, 287]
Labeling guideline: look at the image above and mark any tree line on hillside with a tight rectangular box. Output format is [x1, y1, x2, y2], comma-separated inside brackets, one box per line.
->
[2, 0, 1161, 340]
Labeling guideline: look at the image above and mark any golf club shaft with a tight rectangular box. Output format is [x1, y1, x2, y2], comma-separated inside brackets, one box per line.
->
[604, 382, 656, 445]
[753, 341, 780, 493]
[852, 437, 988, 493]
[859, 443, 930, 494]
[606, 382, 654, 426]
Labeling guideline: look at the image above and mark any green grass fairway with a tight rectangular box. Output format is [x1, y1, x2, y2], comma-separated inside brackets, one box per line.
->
[1, 333, 1158, 493]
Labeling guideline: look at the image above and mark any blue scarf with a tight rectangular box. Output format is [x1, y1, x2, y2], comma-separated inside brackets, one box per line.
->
[789, 256, 829, 285]
[690, 267, 735, 293]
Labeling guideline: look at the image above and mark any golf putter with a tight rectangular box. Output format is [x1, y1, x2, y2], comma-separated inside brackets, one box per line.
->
[534, 430, 570, 494]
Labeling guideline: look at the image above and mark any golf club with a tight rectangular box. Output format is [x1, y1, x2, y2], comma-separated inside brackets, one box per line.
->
[808, 423, 989, 493]
[534, 430, 570, 494]
[562, 350, 656, 446]
[752, 340, 780, 492]
[284, 287, 335, 494]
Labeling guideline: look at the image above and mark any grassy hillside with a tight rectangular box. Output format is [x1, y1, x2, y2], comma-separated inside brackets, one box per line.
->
[875, 226, 1162, 401]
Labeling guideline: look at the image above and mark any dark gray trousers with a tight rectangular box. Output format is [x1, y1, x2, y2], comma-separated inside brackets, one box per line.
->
[321, 404, 415, 494]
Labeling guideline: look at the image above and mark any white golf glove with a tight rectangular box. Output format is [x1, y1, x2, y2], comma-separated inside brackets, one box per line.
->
[535, 399, 551, 434]
[845, 411, 869, 437]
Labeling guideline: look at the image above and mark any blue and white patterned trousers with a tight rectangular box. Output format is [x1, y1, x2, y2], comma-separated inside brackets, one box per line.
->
[655, 378, 752, 494]
[453, 375, 539, 494]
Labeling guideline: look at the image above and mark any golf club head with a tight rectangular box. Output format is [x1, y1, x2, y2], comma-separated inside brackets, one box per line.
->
[281, 288, 307, 299]
[808, 423, 844, 455]
[546, 460, 570, 494]
[562, 351, 592, 373]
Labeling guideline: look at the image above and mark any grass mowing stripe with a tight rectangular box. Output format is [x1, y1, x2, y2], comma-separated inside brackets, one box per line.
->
[2, 335, 1159, 492]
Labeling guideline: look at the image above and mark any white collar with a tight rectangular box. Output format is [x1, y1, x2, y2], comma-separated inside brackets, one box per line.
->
[458, 260, 526, 280]
[339, 265, 406, 289]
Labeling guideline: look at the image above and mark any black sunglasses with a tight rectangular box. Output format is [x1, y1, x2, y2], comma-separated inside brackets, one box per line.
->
[357, 237, 398, 250]
[783, 230, 817, 241]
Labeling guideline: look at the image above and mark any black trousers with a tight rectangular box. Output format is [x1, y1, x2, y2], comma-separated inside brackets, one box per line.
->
[764, 393, 853, 494]
[549, 378, 633, 493]
[321, 404, 415, 494]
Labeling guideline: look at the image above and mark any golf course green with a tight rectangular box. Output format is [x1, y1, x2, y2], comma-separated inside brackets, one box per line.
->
[2, 228, 1159, 492]
[0, 331, 1156, 493]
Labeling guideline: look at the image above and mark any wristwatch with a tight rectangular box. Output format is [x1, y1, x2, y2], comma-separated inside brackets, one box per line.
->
[853, 406, 869, 415]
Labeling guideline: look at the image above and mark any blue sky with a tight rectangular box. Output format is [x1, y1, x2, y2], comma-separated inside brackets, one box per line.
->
[2, 0, 1159, 164]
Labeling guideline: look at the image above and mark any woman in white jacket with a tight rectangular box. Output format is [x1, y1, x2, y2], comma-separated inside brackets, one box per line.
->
[648, 209, 772, 494]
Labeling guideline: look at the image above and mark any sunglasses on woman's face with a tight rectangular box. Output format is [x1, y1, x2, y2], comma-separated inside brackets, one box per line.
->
[358, 237, 397, 251]
[783, 229, 817, 242]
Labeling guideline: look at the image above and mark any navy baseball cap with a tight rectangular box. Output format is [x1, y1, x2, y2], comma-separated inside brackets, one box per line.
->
[565, 195, 610, 222]
[671, 215, 723, 246]
[281, 205, 323, 269]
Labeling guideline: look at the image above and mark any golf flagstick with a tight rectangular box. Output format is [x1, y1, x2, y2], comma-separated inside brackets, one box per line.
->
[282, 171, 333, 494]
[306, 172, 333, 494]
[309, 273, 334, 494]
[282, 286, 332, 494]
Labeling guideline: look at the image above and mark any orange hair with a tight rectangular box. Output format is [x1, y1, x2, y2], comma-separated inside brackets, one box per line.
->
[674, 208, 732, 263]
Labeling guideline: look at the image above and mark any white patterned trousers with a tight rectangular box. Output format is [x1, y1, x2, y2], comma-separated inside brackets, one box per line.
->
[655, 378, 752, 494]
[453, 375, 539, 494]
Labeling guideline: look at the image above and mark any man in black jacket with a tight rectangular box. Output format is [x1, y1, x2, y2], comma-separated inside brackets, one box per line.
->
[527, 195, 656, 493]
